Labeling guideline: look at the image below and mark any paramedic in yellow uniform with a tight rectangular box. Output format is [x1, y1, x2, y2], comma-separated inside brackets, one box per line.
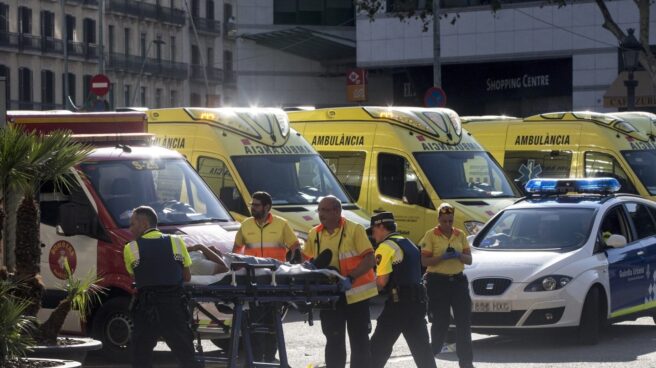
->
[420, 202, 474, 368]
[303, 195, 377, 368]
[232, 191, 300, 363]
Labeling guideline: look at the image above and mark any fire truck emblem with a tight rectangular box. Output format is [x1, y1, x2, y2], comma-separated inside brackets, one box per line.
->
[49, 240, 77, 280]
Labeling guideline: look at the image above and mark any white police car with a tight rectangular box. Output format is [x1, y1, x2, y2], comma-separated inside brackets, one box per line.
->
[466, 178, 656, 344]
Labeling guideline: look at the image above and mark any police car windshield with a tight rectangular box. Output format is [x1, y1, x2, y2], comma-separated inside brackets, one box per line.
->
[80, 159, 232, 228]
[232, 154, 351, 205]
[475, 208, 595, 251]
[622, 150, 656, 195]
[414, 151, 518, 199]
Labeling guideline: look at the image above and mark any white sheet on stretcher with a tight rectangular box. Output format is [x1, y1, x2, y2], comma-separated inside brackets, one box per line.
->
[188, 264, 345, 286]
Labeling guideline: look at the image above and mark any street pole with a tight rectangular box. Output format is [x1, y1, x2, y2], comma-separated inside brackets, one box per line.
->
[432, 0, 441, 88]
[61, 0, 70, 109]
[98, 0, 105, 74]
[0, 77, 5, 128]
[625, 70, 638, 110]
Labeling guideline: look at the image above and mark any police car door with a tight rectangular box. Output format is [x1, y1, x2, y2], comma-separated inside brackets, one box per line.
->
[621, 202, 656, 314]
[604, 203, 650, 317]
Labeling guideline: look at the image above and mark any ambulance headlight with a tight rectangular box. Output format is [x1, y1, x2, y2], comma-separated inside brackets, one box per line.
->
[464, 221, 485, 235]
[525, 275, 572, 292]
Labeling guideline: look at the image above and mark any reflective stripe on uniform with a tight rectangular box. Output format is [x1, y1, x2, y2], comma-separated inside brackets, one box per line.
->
[171, 236, 184, 262]
[345, 279, 378, 304]
[244, 241, 285, 249]
[128, 241, 140, 268]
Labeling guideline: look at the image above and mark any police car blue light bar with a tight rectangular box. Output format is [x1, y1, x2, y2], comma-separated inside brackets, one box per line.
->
[524, 178, 621, 194]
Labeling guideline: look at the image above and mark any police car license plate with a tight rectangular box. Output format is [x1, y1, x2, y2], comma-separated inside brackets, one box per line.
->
[472, 301, 511, 313]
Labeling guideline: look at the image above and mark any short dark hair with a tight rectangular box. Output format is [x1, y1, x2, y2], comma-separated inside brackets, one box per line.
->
[252, 191, 272, 207]
[133, 206, 158, 227]
[380, 222, 396, 232]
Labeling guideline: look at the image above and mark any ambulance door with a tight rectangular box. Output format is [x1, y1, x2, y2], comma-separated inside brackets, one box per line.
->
[194, 153, 250, 221]
[371, 150, 432, 242]
[39, 177, 103, 329]
[583, 151, 639, 195]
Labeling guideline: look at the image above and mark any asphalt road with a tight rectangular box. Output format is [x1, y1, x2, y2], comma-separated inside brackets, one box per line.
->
[87, 296, 656, 368]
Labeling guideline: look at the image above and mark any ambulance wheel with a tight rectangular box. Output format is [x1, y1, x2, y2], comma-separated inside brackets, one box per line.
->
[92, 296, 133, 362]
[577, 288, 601, 345]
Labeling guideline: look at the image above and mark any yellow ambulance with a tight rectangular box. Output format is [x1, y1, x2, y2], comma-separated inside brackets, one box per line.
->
[462, 111, 656, 199]
[288, 107, 520, 242]
[147, 107, 370, 240]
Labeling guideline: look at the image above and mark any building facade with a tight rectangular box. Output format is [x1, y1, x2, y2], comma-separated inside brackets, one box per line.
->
[0, 0, 233, 110]
[357, 0, 656, 116]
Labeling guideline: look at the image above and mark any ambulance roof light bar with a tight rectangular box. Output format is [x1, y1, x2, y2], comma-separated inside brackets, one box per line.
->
[524, 178, 621, 195]
[363, 106, 462, 141]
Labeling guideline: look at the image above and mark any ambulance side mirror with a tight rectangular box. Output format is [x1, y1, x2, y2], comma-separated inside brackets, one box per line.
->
[58, 202, 93, 236]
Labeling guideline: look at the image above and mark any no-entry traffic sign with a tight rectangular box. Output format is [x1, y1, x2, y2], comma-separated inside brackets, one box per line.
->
[424, 86, 447, 107]
[90, 74, 110, 96]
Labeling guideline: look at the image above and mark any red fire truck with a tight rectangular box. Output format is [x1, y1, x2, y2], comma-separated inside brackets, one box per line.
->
[8, 111, 237, 359]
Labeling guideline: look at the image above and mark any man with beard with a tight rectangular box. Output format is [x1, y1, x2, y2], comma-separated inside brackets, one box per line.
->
[233, 191, 300, 363]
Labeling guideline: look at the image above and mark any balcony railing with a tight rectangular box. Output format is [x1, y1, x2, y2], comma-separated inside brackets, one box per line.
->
[107, 0, 185, 26]
[224, 21, 237, 40]
[107, 52, 188, 80]
[67, 41, 98, 60]
[191, 17, 221, 36]
[190, 65, 223, 83]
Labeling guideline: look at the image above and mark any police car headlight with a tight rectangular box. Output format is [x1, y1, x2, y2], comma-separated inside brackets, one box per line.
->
[524, 275, 572, 292]
[464, 221, 485, 235]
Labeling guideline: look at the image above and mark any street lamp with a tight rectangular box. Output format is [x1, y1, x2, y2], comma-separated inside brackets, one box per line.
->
[131, 39, 166, 107]
[620, 28, 642, 110]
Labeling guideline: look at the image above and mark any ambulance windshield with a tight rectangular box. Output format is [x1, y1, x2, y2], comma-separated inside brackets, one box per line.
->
[414, 151, 518, 199]
[232, 154, 351, 205]
[622, 150, 656, 195]
[475, 208, 595, 250]
[80, 158, 232, 227]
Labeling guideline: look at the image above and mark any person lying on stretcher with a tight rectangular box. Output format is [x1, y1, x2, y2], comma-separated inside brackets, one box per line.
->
[186, 243, 333, 276]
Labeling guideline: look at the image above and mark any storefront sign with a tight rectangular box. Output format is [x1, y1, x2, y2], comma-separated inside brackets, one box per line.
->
[347, 68, 368, 102]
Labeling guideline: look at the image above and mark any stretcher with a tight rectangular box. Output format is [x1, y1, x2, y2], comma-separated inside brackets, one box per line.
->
[185, 256, 346, 368]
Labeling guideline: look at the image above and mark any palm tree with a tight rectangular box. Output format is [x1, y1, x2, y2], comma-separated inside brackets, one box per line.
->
[0, 127, 34, 266]
[13, 130, 91, 317]
[37, 261, 104, 344]
[0, 271, 36, 366]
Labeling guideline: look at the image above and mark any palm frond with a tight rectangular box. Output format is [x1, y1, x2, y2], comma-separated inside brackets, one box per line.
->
[0, 280, 37, 364]
[62, 260, 106, 323]
[0, 127, 37, 197]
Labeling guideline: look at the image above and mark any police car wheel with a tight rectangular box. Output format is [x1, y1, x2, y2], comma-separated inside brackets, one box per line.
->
[92, 296, 133, 362]
[577, 288, 601, 345]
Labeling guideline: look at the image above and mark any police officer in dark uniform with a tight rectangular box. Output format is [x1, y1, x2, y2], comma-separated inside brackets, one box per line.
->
[368, 212, 436, 368]
[123, 206, 200, 368]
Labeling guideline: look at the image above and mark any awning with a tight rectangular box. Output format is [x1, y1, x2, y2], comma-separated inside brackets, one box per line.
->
[241, 27, 355, 62]
[603, 71, 656, 108]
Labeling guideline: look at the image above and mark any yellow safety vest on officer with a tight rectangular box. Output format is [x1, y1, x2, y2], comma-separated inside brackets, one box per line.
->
[305, 217, 377, 304]
[234, 213, 298, 261]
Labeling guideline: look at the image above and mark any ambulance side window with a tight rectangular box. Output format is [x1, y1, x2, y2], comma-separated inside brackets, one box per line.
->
[197, 157, 248, 216]
[40, 180, 73, 226]
[624, 202, 656, 240]
[320, 151, 365, 202]
[378, 153, 432, 209]
[584, 152, 637, 194]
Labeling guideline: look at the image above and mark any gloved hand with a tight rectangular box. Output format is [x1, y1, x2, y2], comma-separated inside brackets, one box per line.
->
[341, 276, 353, 291]
[442, 251, 461, 260]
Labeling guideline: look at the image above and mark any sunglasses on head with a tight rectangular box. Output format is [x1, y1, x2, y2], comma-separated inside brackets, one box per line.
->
[439, 206, 454, 215]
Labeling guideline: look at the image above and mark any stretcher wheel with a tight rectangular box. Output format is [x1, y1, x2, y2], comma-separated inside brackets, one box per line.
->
[91, 296, 133, 362]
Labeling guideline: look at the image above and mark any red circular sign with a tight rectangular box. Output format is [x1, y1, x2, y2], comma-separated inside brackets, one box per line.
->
[48, 240, 77, 280]
[424, 87, 447, 107]
[90, 74, 110, 96]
